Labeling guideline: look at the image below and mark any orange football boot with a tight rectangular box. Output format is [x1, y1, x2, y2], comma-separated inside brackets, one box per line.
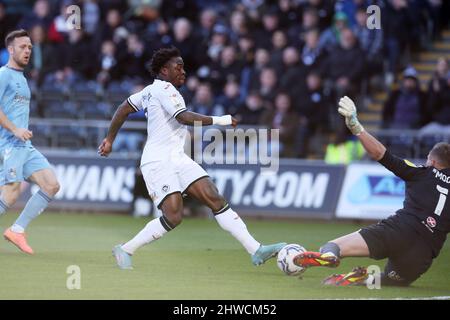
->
[323, 267, 369, 286]
[293, 251, 340, 268]
[3, 228, 34, 254]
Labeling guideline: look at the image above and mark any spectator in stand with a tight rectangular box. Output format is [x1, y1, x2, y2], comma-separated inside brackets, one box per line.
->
[352, 6, 383, 79]
[171, 18, 201, 74]
[336, 0, 372, 28]
[235, 91, 266, 125]
[209, 46, 243, 94]
[189, 83, 223, 116]
[97, 40, 120, 87]
[255, 67, 278, 103]
[291, 72, 331, 157]
[425, 71, 450, 128]
[261, 91, 299, 158]
[62, 29, 94, 79]
[318, 11, 349, 53]
[81, 0, 100, 38]
[277, 0, 301, 30]
[27, 24, 58, 86]
[325, 120, 365, 164]
[427, 57, 449, 96]
[216, 80, 243, 115]
[229, 10, 249, 43]
[47, 0, 76, 44]
[206, 24, 229, 64]
[254, 7, 280, 49]
[270, 30, 288, 70]
[278, 47, 308, 99]
[382, 0, 414, 85]
[321, 28, 364, 97]
[296, 72, 332, 134]
[237, 34, 255, 67]
[301, 0, 335, 32]
[160, 0, 198, 21]
[118, 33, 149, 81]
[93, 8, 123, 51]
[246, 48, 271, 94]
[0, 2, 18, 50]
[239, 0, 265, 23]
[383, 67, 428, 129]
[17, 0, 52, 31]
[301, 28, 326, 72]
[179, 75, 199, 105]
[198, 8, 218, 41]
[288, 7, 320, 47]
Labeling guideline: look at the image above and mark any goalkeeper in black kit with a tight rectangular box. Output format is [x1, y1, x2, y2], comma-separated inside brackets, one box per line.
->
[293, 96, 450, 287]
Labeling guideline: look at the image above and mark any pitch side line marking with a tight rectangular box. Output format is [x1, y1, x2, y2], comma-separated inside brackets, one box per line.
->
[329, 296, 450, 300]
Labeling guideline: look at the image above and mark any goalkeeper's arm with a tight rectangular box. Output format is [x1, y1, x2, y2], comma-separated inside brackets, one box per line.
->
[338, 96, 386, 161]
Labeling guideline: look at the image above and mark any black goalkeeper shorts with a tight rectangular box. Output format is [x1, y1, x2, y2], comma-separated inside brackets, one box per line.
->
[359, 214, 433, 286]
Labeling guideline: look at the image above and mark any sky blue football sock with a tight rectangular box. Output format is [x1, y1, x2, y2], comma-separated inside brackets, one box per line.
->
[12, 190, 52, 232]
[0, 197, 9, 216]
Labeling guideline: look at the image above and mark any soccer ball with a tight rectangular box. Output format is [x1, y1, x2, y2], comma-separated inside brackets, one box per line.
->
[277, 244, 306, 276]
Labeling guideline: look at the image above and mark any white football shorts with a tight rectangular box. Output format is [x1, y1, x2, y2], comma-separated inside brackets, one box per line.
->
[140, 153, 209, 208]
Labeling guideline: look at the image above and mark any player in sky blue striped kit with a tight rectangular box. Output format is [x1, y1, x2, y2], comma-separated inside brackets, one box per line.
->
[0, 29, 60, 254]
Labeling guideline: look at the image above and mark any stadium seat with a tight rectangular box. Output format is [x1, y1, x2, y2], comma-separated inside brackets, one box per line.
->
[104, 81, 131, 106]
[113, 131, 145, 152]
[69, 81, 100, 103]
[28, 124, 51, 147]
[53, 126, 84, 149]
[81, 101, 112, 119]
[42, 101, 78, 119]
[84, 127, 106, 149]
[29, 100, 41, 118]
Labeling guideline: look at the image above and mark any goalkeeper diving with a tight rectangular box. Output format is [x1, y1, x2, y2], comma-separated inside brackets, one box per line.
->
[293, 96, 450, 287]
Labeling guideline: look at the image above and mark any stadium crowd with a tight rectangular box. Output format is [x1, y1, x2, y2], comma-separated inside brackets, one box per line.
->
[0, 0, 449, 158]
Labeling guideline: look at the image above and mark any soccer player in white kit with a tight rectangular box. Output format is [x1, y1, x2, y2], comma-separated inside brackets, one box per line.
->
[98, 47, 286, 269]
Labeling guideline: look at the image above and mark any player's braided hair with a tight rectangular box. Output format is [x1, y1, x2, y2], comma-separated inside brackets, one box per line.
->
[431, 142, 450, 168]
[149, 46, 181, 77]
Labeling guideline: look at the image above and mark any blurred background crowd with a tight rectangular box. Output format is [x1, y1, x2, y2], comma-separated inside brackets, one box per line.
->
[0, 0, 449, 159]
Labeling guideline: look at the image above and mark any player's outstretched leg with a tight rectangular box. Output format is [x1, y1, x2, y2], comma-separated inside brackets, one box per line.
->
[185, 177, 286, 266]
[214, 204, 286, 266]
[113, 215, 176, 269]
[114, 193, 182, 269]
[112, 244, 134, 270]
[293, 242, 341, 269]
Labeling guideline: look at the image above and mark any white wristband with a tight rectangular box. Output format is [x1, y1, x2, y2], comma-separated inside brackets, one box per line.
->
[211, 115, 232, 126]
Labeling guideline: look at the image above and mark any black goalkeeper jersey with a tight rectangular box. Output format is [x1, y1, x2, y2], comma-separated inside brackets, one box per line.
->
[378, 151, 449, 256]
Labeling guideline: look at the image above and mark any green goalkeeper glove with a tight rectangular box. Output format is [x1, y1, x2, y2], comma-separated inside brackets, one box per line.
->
[338, 96, 365, 136]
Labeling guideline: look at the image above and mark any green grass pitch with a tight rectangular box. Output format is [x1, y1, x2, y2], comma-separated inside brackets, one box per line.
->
[0, 212, 449, 300]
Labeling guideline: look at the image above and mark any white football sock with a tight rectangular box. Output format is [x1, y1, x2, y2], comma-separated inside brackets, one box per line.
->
[214, 208, 260, 255]
[121, 217, 168, 255]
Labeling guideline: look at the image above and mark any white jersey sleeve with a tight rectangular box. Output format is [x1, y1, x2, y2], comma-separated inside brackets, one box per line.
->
[156, 83, 187, 118]
[127, 90, 144, 112]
